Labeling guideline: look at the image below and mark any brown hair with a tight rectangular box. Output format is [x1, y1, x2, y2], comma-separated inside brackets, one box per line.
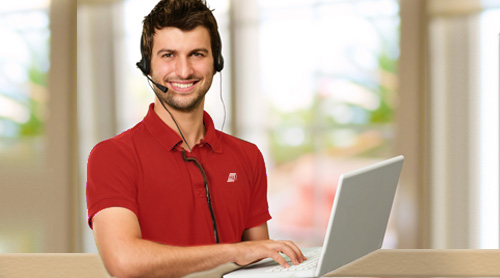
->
[139, 0, 223, 74]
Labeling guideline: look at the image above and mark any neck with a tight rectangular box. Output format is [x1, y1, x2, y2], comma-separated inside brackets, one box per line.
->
[153, 99, 206, 151]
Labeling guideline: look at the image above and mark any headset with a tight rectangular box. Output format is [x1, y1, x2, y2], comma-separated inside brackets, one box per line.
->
[136, 21, 224, 244]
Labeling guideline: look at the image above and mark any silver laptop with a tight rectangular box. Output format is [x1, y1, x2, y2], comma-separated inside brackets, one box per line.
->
[224, 155, 404, 278]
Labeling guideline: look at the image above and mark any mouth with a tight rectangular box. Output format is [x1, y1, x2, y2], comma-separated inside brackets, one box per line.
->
[169, 81, 199, 92]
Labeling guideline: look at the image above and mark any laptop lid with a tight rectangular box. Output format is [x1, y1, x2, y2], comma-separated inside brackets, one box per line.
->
[315, 155, 404, 276]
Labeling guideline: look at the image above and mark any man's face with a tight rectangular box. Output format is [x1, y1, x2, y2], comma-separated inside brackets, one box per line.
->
[150, 26, 215, 112]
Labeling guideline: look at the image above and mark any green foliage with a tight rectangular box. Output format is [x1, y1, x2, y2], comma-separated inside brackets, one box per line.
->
[19, 99, 44, 137]
[0, 54, 48, 140]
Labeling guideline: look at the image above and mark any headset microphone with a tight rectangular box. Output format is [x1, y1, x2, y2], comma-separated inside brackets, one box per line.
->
[147, 76, 168, 93]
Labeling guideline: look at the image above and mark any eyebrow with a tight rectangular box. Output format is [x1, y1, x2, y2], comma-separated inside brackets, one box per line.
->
[156, 48, 210, 56]
[190, 48, 209, 54]
[156, 49, 175, 56]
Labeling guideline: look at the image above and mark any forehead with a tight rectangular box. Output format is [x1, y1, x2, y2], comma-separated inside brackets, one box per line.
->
[152, 26, 212, 52]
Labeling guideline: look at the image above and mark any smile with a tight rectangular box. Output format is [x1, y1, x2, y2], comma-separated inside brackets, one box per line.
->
[170, 81, 198, 89]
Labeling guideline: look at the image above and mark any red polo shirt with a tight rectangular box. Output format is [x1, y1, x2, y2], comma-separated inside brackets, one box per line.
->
[86, 104, 271, 246]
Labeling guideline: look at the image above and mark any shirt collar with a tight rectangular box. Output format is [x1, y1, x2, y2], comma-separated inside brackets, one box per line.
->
[143, 103, 222, 153]
[201, 108, 222, 153]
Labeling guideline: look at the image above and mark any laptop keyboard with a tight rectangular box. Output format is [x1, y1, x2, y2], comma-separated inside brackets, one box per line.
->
[266, 248, 322, 272]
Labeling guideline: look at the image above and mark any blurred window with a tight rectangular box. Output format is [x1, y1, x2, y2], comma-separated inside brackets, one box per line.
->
[254, 0, 400, 247]
[0, 0, 50, 252]
[0, 0, 50, 159]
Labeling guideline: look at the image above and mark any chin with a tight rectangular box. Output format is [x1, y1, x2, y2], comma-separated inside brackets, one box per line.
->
[169, 98, 204, 113]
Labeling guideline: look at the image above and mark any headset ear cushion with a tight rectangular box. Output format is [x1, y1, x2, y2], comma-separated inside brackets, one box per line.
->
[215, 54, 224, 72]
[137, 34, 150, 75]
[136, 59, 149, 76]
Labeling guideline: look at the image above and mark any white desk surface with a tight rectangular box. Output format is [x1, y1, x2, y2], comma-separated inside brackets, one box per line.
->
[1, 249, 500, 278]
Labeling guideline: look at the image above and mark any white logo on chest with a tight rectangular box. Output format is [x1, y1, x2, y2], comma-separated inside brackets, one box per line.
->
[227, 173, 237, 182]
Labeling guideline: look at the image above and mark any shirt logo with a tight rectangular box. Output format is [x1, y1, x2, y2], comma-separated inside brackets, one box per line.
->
[227, 173, 237, 182]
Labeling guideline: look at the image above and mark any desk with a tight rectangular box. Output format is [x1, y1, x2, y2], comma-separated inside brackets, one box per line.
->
[1, 250, 499, 278]
[326, 249, 500, 277]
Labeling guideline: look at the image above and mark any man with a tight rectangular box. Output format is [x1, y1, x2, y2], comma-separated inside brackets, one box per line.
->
[86, 0, 305, 277]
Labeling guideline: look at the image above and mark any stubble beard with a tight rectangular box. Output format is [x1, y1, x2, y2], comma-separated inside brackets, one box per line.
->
[162, 89, 206, 113]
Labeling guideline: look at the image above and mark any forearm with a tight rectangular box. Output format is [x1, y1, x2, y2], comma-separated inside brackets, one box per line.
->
[94, 209, 302, 278]
[105, 238, 237, 278]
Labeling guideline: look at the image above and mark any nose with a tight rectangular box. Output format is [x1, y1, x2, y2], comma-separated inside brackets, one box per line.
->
[175, 56, 194, 79]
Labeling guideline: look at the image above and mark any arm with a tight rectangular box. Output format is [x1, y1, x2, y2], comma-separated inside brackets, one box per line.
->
[241, 223, 270, 241]
[93, 207, 305, 278]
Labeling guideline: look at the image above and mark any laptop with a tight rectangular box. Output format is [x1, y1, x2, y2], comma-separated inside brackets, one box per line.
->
[224, 155, 404, 278]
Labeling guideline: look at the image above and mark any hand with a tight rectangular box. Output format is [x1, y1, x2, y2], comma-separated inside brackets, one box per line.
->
[232, 240, 307, 269]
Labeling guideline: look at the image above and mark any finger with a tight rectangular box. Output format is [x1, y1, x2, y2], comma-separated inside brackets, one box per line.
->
[275, 243, 300, 265]
[278, 241, 303, 264]
[269, 251, 289, 268]
[282, 240, 306, 262]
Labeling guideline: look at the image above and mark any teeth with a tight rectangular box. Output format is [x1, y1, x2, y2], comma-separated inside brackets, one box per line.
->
[172, 82, 194, 89]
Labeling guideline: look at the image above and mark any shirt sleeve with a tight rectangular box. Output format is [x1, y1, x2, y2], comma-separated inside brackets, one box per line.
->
[245, 145, 272, 229]
[86, 139, 139, 229]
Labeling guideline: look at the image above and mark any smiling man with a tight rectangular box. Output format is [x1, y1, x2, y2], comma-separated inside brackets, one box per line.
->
[86, 1, 304, 278]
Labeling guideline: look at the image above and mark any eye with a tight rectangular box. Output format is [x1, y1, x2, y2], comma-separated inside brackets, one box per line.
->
[162, 53, 173, 58]
[192, 52, 206, 57]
